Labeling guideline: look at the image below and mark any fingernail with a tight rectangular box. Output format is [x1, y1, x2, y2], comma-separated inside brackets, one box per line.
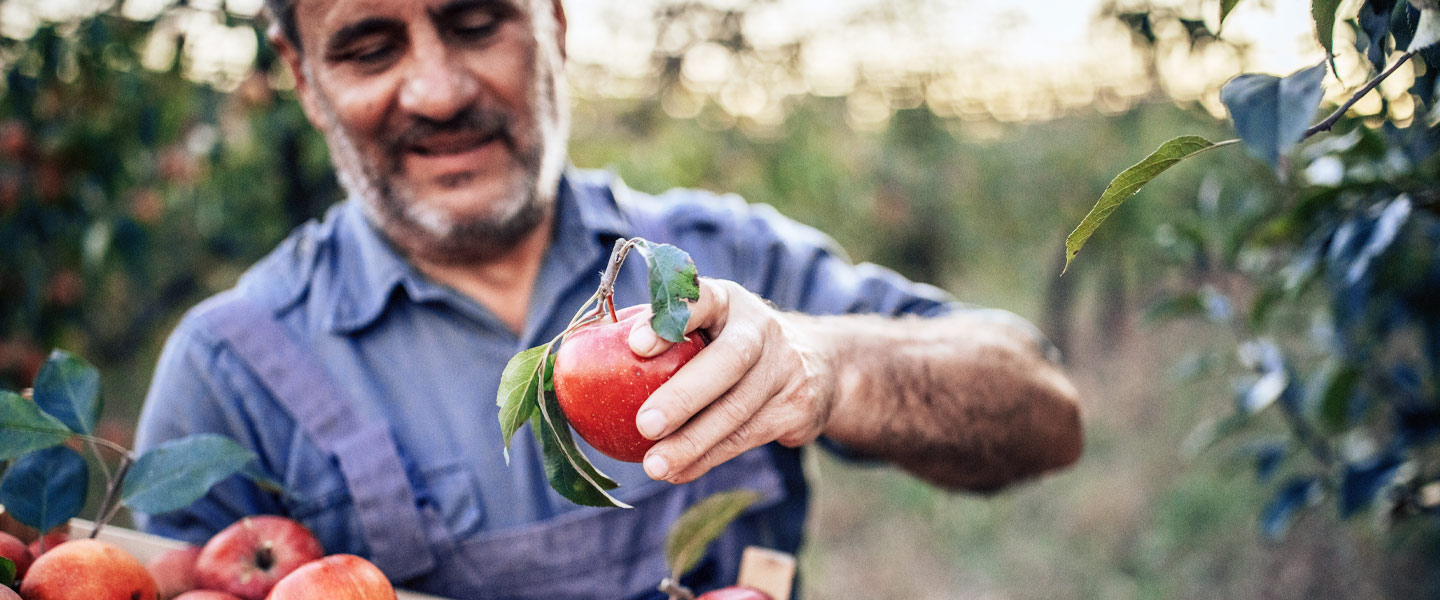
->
[629, 324, 661, 356]
[644, 454, 670, 480]
[637, 409, 666, 439]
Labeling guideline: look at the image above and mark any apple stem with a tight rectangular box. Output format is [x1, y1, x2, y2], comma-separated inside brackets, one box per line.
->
[606, 296, 619, 322]
[658, 577, 696, 600]
[90, 454, 134, 538]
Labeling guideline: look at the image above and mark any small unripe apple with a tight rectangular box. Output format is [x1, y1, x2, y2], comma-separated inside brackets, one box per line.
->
[194, 516, 324, 600]
[0, 531, 32, 580]
[696, 586, 772, 600]
[553, 304, 706, 462]
[266, 554, 396, 600]
[146, 545, 202, 599]
[19, 539, 159, 600]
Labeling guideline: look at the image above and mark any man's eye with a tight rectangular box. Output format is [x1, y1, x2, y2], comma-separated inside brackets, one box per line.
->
[450, 14, 500, 40]
[349, 42, 397, 64]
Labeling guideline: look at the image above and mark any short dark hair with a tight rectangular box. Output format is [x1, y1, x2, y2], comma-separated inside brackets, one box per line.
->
[264, 0, 303, 50]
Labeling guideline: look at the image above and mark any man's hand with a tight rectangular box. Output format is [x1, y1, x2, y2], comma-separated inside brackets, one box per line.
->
[628, 278, 835, 483]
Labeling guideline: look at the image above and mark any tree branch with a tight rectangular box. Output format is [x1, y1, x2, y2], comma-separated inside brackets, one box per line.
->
[1303, 50, 1417, 140]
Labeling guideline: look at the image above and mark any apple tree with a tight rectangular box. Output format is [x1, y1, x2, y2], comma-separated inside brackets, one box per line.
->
[1066, 0, 1440, 539]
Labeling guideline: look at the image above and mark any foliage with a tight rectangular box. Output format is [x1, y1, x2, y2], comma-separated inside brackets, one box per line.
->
[0, 351, 277, 538]
[1072, 0, 1440, 540]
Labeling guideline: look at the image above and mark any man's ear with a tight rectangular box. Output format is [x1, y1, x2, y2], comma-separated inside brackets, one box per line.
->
[268, 22, 326, 130]
[551, 0, 567, 60]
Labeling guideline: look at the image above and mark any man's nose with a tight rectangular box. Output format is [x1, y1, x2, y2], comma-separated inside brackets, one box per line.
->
[397, 38, 479, 122]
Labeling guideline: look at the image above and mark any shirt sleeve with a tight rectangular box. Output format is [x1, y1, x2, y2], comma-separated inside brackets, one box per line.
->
[133, 319, 285, 544]
[643, 189, 960, 318]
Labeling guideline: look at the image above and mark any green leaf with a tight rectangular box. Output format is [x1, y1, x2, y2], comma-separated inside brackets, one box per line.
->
[241, 462, 288, 496]
[32, 349, 102, 435]
[1064, 136, 1227, 273]
[664, 490, 763, 579]
[0, 391, 74, 461]
[1313, 0, 1344, 56]
[529, 390, 628, 507]
[0, 446, 88, 532]
[1220, 63, 1328, 166]
[1317, 363, 1363, 432]
[1220, 0, 1244, 30]
[634, 240, 701, 343]
[0, 556, 14, 588]
[121, 434, 259, 515]
[497, 344, 548, 462]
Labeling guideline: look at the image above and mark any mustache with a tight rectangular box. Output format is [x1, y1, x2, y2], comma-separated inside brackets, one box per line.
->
[390, 107, 513, 151]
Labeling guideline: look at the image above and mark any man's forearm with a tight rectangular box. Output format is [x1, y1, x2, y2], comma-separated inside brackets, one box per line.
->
[802, 310, 1083, 492]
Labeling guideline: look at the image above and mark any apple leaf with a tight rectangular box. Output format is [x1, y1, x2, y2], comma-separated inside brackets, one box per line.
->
[1220, 0, 1243, 30]
[530, 387, 629, 508]
[0, 390, 74, 461]
[664, 489, 763, 579]
[634, 240, 701, 343]
[1312, 0, 1343, 58]
[32, 349, 102, 435]
[121, 434, 260, 515]
[497, 344, 548, 463]
[0, 446, 89, 532]
[1064, 136, 1230, 273]
[1220, 62, 1328, 167]
[0, 556, 13, 588]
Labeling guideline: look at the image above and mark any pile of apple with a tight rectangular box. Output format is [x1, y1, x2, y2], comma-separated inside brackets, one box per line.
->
[0, 516, 395, 600]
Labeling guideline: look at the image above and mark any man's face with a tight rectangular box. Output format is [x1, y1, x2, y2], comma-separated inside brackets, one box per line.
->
[279, 0, 568, 263]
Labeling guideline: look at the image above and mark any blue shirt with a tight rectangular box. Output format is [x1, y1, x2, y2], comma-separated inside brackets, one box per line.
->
[134, 170, 958, 596]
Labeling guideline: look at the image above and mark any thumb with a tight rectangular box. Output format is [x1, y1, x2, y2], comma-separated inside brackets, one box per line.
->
[628, 313, 670, 357]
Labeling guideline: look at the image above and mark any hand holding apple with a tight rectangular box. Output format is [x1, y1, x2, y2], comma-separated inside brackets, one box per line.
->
[554, 304, 706, 462]
[626, 278, 836, 484]
[194, 516, 324, 600]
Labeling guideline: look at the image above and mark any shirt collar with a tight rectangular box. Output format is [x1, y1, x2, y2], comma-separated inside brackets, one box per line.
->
[325, 169, 630, 334]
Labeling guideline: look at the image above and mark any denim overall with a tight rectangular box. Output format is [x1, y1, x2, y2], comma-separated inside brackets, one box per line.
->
[202, 283, 791, 598]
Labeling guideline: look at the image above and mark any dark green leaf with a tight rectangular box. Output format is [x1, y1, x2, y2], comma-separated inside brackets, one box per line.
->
[1220, 0, 1244, 29]
[121, 434, 258, 515]
[1220, 63, 1328, 166]
[0, 391, 74, 461]
[1339, 453, 1405, 517]
[1261, 477, 1323, 539]
[0, 446, 88, 532]
[0, 556, 13, 588]
[32, 349, 102, 435]
[664, 489, 763, 579]
[1359, 0, 1396, 71]
[1064, 136, 1226, 273]
[634, 240, 701, 343]
[497, 344, 548, 462]
[1317, 363, 1363, 432]
[1312, 0, 1343, 57]
[531, 388, 627, 509]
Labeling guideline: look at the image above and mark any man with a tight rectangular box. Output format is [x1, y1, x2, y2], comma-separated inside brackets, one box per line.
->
[135, 0, 1083, 597]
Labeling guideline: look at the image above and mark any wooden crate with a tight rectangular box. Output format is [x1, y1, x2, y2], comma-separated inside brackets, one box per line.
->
[67, 520, 448, 600]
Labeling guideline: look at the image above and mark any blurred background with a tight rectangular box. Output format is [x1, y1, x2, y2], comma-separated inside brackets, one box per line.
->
[2, 0, 1439, 598]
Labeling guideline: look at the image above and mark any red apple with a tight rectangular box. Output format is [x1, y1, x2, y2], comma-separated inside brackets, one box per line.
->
[0, 531, 31, 580]
[194, 516, 324, 600]
[27, 530, 68, 560]
[696, 586, 773, 600]
[146, 545, 201, 599]
[266, 554, 395, 600]
[174, 592, 243, 600]
[19, 539, 158, 600]
[0, 585, 18, 599]
[553, 304, 706, 462]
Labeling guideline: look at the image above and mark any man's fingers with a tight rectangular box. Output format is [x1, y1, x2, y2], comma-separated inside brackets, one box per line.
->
[641, 353, 782, 481]
[635, 318, 763, 440]
[628, 278, 729, 357]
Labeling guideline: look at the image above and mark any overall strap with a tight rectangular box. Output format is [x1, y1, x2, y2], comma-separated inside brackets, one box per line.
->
[203, 295, 437, 581]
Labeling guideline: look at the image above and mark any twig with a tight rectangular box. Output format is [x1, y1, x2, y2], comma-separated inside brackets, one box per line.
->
[90, 454, 134, 538]
[1303, 50, 1418, 140]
